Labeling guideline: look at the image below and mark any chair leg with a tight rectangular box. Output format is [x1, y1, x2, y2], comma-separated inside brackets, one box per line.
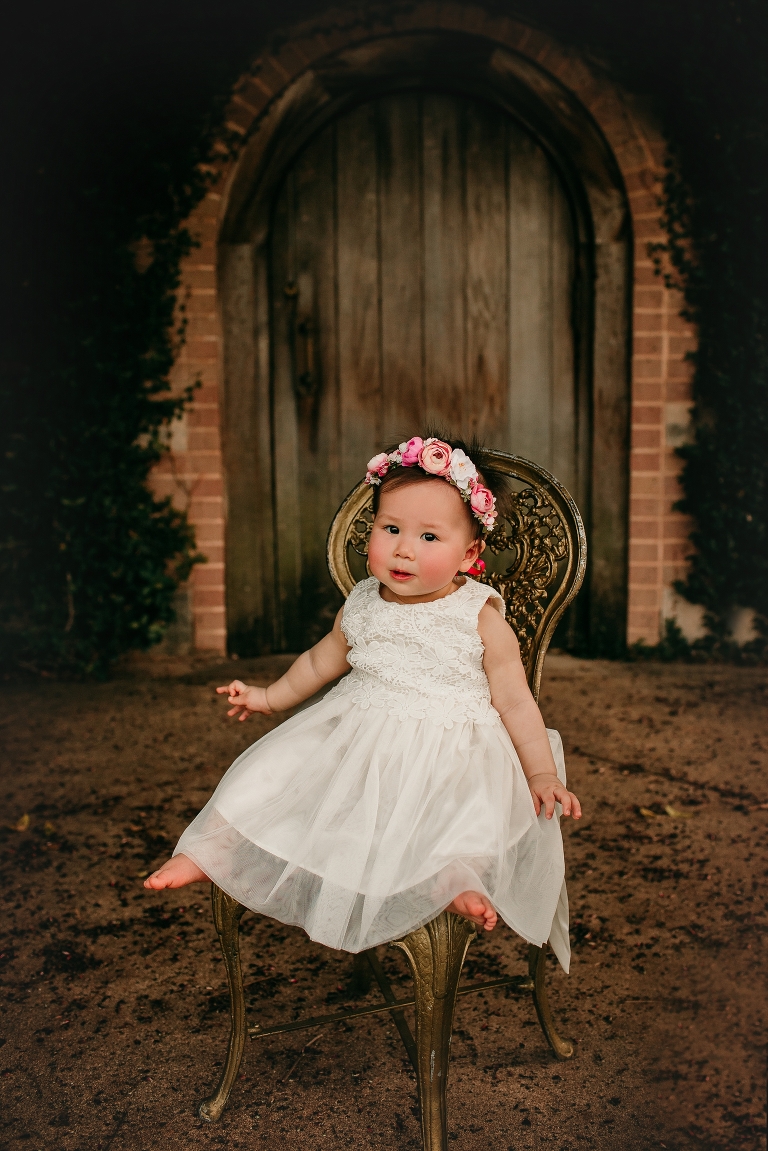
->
[528, 944, 573, 1060]
[347, 949, 374, 997]
[198, 885, 248, 1121]
[392, 912, 476, 1151]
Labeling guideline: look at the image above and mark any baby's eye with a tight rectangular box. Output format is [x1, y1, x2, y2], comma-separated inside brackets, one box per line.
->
[421, 532, 438, 542]
[384, 524, 399, 535]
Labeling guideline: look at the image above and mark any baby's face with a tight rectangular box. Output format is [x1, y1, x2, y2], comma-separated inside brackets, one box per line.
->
[368, 481, 483, 601]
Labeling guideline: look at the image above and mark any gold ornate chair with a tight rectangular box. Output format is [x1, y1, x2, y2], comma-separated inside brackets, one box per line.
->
[199, 451, 587, 1150]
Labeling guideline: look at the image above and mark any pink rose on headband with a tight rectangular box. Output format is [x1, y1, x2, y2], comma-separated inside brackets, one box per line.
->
[366, 452, 390, 478]
[398, 437, 424, 467]
[418, 438, 452, 475]
[469, 482, 495, 516]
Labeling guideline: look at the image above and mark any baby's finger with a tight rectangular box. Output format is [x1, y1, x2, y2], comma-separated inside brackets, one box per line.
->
[543, 793, 556, 819]
[531, 792, 542, 816]
[557, 790, 572, 817]
[227, 706, 242, 718]
[238, 710, 251, 721]
[570, 793, 583, 819]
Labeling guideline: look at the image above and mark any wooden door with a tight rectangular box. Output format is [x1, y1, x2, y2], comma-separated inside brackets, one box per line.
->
[269, 91, 579, 650]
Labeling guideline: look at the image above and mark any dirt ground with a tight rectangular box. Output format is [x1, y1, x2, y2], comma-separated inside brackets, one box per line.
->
[1, 653, 766, 1151]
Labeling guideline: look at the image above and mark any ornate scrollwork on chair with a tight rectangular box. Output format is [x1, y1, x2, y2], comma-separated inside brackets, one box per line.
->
[199, 452, 586, 1151]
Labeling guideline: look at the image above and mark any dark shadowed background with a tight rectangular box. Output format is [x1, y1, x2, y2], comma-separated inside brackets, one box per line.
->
[1, 0, 767, 674]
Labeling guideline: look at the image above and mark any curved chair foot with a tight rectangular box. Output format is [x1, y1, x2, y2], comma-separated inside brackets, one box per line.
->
[528, 944, 573, 1060]
[198, 885, 248, 1121]
[392, 912, 476, 1151]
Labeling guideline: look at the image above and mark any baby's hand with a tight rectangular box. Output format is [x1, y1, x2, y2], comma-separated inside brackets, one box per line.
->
[216, 680, 272, 721]
[527, 774, 582, 821]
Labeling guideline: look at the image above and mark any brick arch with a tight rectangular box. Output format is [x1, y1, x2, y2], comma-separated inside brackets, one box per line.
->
[158, 3, 694, 654]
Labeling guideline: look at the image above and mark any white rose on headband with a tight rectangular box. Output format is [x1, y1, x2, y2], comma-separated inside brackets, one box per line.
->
[448, 449, 478, 492]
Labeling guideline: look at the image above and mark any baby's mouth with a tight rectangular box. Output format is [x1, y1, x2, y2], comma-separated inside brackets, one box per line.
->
[390, 569, 415, 581]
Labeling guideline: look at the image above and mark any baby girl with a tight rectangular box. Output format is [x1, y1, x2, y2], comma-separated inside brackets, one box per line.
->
[146, 436, 580, 968]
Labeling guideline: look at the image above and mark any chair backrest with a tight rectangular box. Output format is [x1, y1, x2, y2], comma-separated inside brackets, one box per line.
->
[326, 451, 586, 702]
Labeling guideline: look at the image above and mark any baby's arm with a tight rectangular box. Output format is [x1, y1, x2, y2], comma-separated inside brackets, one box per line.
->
[217, 607, 351, 721]
[478, 603, 581, 820]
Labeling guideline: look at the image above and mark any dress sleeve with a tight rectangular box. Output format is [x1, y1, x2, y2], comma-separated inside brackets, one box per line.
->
[479, 582, 505, 617]
[466, 576, 505, 617]
[340, 577, 374, 645]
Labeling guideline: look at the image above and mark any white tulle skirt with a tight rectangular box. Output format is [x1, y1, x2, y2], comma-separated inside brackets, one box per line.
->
[175, 687, 570, 969]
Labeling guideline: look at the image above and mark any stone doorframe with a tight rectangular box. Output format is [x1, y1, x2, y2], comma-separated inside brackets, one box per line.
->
[154, 3, 695, 655]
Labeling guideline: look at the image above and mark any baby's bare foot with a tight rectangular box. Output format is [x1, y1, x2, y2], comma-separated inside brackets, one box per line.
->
[446, 891, 498, 931]
[144, 854, 209, 890]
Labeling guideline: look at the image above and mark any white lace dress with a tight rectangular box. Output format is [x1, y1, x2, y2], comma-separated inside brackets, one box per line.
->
[175, 577, 570, 969]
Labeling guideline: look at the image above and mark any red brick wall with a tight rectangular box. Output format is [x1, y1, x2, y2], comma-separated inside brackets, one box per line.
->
[156, 3, 696, 654]
[630, 265, 697, 644]
[151, 190, 226, 652]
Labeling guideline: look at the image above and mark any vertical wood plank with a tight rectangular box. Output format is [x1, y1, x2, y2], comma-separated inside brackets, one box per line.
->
[591, 223, 631, 652]
[220, 242, 274, 652]
[507, 124, 554, 468]
[336, 102, 382, 492]
[251, 240, 279, 649]
[464, 101, 509, 444]
[422, 94, 466, 434]
[269, 168, 302, 649]
[549, 175, 577, 496]
[291, 128, 343, 642]
[378, 93, 424, 441]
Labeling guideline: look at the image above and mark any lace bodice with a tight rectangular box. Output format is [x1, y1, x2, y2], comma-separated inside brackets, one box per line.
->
[326, 576, 505, 728]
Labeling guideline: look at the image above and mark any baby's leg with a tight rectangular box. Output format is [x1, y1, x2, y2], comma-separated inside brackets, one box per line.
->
[446, 891, 498, 931]
[144, 854, 210, 890]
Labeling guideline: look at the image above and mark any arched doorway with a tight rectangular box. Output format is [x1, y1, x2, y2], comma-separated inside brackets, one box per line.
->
[218, 33, 631, 655]
[270, 91, 580, 648]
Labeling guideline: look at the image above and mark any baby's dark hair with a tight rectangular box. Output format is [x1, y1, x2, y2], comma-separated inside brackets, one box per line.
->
[370, 434, 510, 540]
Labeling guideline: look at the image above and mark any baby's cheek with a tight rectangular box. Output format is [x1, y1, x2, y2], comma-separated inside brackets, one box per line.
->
[366, 533, 390, 579]
[417, 547, 461, 586]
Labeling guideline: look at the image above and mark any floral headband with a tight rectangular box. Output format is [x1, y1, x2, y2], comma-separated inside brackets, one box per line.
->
[364, 437, 498, 532]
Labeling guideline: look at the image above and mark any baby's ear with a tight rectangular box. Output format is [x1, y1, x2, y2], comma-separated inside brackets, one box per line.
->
[458, 537, 484, 571]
